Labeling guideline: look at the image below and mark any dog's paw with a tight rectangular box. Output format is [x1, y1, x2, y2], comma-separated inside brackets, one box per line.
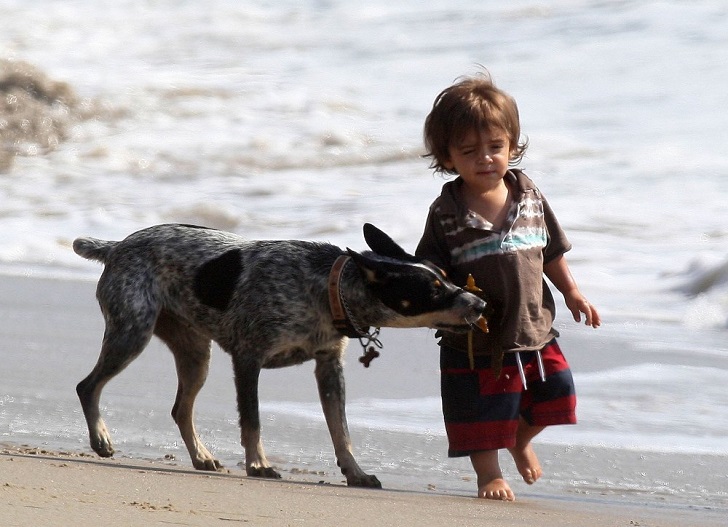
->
[247, 466, 282, 480]
[347, 474, 382, 488]
[88, 423, 115, 458]
[95, 447, 115, 458]
[90, 438, 114, 458]
[193, 458, 223, 471]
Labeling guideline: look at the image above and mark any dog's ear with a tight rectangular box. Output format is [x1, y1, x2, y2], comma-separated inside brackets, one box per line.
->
[346, 248, 396, 284]
[347, 248, 417, 286]
[362, 223, 412, 259]
[347, 249, 378, 283]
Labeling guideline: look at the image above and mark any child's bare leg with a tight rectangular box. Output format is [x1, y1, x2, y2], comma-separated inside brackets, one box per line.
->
[507, 418, 544, 484]
[470, 449, 515, 501]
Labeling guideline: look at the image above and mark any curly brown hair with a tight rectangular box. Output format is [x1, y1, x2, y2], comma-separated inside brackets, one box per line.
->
[423, 72, 528, 175]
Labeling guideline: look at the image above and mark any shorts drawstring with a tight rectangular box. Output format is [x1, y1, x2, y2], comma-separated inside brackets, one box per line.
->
[536, 348, 546, 382]
[515, 349, 547, 390]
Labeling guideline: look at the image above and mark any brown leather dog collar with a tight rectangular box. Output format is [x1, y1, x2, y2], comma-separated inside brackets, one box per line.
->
[328, 255, 369, 338]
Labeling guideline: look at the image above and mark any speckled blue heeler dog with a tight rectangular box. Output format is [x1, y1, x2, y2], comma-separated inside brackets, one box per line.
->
[73, 223, 486, 488]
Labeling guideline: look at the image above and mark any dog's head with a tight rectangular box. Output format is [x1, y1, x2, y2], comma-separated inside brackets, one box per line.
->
[346, 224, 486, 332]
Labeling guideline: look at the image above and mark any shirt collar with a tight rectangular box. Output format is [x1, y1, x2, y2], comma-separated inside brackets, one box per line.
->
[436, 169, 533, 218]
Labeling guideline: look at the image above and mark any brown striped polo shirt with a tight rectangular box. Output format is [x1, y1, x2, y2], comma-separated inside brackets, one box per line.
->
[415, 169, 571, 355]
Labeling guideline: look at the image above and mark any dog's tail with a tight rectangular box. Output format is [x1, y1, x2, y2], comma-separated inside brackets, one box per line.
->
[72, 237, 117, 263]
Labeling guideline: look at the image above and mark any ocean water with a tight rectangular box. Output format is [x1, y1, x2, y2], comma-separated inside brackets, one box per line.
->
[2, 0, 728, 511]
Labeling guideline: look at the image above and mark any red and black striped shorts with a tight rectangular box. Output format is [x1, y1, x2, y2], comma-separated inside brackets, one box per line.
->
[440, 339, 576, 457]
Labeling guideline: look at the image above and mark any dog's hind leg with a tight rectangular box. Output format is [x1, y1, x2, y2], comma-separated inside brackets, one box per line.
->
[77, 310, 156, 458]
[315, 348, 382, 488]
[154, 311, 220, 471]
[232, 353, 281, 479]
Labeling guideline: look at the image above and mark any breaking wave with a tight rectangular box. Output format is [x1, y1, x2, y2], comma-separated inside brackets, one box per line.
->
[0, 60, 93, 171]
[675, 255, 728, 329]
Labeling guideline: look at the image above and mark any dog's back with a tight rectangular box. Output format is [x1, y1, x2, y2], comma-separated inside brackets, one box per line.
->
[74, 223, 241, 265]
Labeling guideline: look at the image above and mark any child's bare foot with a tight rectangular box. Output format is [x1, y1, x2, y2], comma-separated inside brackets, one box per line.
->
[508, 442, 542, 484]
[478, 478, 515, 501]
[471, 450, 516, 501]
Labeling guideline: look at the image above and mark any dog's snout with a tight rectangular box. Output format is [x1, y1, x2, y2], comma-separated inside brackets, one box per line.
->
[461, 288, 486, 312]
[477, 297, 486, 312]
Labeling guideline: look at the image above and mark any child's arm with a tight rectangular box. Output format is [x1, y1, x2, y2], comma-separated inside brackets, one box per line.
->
[544, 255, 601, 328]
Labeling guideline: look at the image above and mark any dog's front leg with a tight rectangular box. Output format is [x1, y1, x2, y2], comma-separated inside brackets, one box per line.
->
[233, 355, 281, 479]
[315, 351, 382, 488]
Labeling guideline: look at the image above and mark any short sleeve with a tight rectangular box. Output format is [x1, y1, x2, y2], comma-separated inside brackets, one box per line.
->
[541, 194, 571, 264]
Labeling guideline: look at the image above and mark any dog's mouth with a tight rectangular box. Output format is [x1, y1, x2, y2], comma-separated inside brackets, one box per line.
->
[471, 315, 489, 334]
[438, 314, 489, 334]
[437, 323, 470, 333]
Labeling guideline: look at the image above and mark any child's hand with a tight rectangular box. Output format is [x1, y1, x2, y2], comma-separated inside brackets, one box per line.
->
[544, 255, 601, 328]
[564, 290, 601, 328]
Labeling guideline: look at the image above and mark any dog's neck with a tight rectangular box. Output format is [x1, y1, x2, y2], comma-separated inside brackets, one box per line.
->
[328, 255, 371, 338]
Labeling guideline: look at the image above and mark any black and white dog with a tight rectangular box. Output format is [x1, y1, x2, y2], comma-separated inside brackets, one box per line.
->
[73, 223, 486, 487]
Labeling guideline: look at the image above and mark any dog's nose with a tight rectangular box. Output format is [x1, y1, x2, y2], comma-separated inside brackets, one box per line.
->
[476, 297, 487, 314]
[463, 290, 486, 311]
[475, 298, 487, 317]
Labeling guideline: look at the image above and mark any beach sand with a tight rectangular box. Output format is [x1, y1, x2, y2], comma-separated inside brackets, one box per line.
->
[1, 274, 726, 526]
[0, 444, 715, 527]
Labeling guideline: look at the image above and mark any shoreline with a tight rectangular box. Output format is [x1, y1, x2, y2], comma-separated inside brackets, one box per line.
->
[2, 443, 722, 527]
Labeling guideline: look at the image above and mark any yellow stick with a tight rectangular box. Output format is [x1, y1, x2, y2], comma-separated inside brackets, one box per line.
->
[463, 274, 483, 371]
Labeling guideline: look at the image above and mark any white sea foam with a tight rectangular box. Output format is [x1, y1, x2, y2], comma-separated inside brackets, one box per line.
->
[2, 0, 727, 328]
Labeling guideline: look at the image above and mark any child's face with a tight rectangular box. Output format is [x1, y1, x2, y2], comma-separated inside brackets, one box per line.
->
[443, 128, 511, 190]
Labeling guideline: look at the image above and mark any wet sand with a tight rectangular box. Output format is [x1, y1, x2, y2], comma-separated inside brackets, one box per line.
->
[2, 443, 720, 527]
